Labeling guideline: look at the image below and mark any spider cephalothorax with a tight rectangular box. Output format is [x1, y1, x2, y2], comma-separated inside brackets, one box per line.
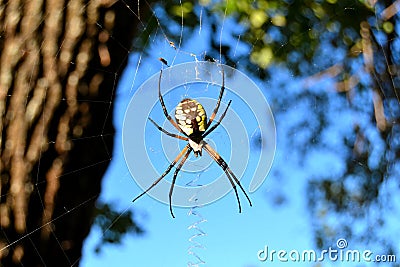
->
[133, 66, 252, 218]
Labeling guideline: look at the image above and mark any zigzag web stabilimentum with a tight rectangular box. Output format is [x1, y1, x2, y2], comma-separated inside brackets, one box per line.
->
[186, 173, 207, 267]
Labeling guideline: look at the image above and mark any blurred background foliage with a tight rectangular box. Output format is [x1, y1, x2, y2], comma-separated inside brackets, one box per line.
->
[93, 203, 144, 254]
[137, 0, 400, 257]
[96, 0, 399, 259]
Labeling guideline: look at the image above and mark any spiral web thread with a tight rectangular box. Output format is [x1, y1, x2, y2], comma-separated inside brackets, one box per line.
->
[186, 175, 207, 267]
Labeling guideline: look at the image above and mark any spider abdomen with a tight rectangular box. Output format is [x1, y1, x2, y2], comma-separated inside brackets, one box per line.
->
[175, 98, 207, 136]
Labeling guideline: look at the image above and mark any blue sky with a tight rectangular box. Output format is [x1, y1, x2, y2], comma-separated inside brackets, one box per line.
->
[79, 3, 398, 267]
[80, 37, 317, 267]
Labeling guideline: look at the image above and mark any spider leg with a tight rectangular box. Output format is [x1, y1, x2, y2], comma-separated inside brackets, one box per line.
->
[169, 147, 193, 218]
[132, 144, 190, 204]
[203, 143, 241, 212]
[203, 142, 252, 211]
[158, 69, 189, 137]
[148, 117, 189, 141]
[226, 171, 242, 213]
[206, 66, 225, 129]
[203, 100, 232, 138]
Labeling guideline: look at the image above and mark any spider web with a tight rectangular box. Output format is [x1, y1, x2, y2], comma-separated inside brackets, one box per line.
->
[1, 0, 400, 267]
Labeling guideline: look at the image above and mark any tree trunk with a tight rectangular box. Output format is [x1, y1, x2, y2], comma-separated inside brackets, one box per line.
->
[0, 0, 143, 266]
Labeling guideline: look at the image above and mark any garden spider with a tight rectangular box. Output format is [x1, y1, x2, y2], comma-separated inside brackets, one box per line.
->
[133, 67, 252, 218]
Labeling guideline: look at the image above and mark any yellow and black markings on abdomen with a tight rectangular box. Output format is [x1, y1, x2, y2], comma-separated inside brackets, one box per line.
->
[175, 98, 207, 136]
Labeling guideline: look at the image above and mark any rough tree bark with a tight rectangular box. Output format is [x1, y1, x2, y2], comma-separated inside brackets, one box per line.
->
[0, 0, 144, 266]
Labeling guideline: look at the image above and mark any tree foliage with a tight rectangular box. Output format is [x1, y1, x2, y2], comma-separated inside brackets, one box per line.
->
[93, 203, 144, 254]
[159, 0, 400, 256]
